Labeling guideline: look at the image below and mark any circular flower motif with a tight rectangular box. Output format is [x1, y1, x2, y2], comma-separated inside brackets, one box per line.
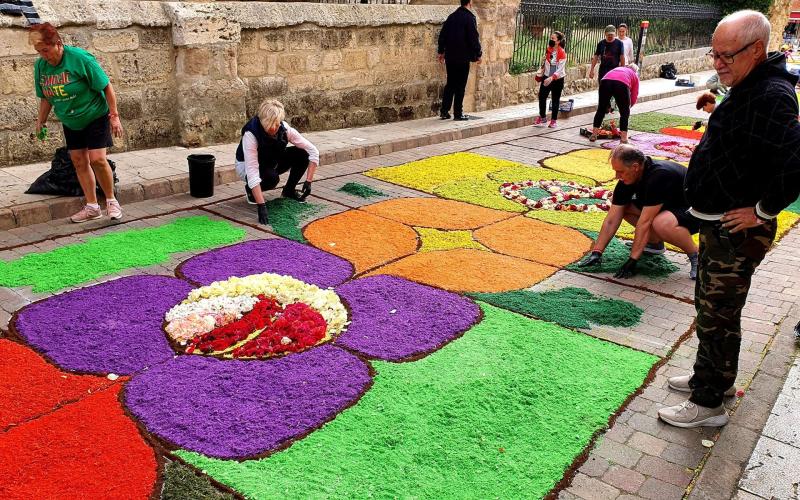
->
[499, 180, 612, 213]
[13, 239, 480, 459]
[603, 132, 699, 161]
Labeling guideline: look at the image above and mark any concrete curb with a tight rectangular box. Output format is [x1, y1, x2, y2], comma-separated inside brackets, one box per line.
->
[1, 84, 706, 230]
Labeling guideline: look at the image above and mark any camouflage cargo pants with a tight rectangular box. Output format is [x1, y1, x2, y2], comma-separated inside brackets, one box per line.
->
[689, 220, 776, 408]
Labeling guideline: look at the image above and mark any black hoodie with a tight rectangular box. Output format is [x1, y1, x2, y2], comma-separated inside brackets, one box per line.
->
[685, 52, 800, 219]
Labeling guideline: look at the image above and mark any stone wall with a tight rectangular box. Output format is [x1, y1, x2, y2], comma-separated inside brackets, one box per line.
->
[0, 0, 713, 167]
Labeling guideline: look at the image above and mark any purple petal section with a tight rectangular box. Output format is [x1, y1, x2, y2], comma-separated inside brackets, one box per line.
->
[334, 275, 480, 361]
[14, 276, 190, 375]
[178, 239, 353, 288]
[124, 345, 371, 459]
[603, 132, 699, 161]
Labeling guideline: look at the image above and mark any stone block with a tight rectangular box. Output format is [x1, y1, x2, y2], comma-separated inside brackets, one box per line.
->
[248, 76, 288, 98]
[0, 57, 36, 95]
[238, 52, 268, 77]
[239, 30, 259, 54]
[116, 51, 175, 85]
[332, 71, 371, 90]
[286, 74, 318, 93]
[172, 14, 240, 47]
[0, 95, 37, 131]
[167, 175, 190, 195]
[125, 117, 176, 150]
[321, 52, 343, 71]
[140, 179, 173, 200]
[5, 127, 65, 166]
[116, 91, 143, 120]
[208, 44, 238, 80]
[48, 198, 85, 221]
[366, 48, 381, 69]
[287, 30, 321, 51]
[343, 49, 368, 71]
[266, 55, 278, 75]
[260, 31, 286, 52]
[0, 209, 16, 230]
[116, 183, 145, 204]
[139, 29, 172, 50]
[0, 28, 37, 56]
[178, 47, 211, 76]
[142, 87, 178, 117]
[277, 54, 305, 74]
[356, 28, 387, 47]
[92, 31, 139, 53]
[13, 202, 51, 227]
[320, 29, 354, 50]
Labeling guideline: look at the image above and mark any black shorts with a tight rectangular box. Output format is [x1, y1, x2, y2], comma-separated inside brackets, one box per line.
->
[668, 208, 701, 234]
[63, 114, 113, 151]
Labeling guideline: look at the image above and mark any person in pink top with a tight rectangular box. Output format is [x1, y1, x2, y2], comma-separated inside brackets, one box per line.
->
[590, 64, 639, 144]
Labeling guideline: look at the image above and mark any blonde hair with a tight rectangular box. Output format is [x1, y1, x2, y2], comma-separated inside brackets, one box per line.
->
[257, 99, 286, 130]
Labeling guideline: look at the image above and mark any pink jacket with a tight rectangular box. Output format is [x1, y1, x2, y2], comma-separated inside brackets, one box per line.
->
[602, 67, 640, 106]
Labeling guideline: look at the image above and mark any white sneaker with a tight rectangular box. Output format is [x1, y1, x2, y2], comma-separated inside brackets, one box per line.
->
[668, 374, 736, 397]
[106, 199, 123, 220]
[658, 400, 729, 428]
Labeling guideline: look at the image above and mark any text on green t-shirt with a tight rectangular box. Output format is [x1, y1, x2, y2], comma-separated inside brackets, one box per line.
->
[34, 45, 110, 131]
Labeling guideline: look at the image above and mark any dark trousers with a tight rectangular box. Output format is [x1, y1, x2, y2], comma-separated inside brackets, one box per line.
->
[245, 147, 309, 196]
[441, 61, 471, 117]
[538, 77, 565, 120]
[593, 79, 631, 131]
[689, 220, 776, 407]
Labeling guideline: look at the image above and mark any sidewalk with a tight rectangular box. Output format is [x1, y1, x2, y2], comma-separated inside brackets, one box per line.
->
[0, 70, 715, 230]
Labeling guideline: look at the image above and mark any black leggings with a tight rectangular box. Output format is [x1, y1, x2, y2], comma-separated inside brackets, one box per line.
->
[538, 77, 565, 120]
[593, 79, 631, 131]
[246, 146, 309, 195]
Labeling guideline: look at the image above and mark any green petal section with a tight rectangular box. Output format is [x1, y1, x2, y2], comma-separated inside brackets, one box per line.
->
[162, 460, 234, 500]
[177, 302, 657, 499]
[606, 112, 698, 133]
[265, 198, 322, 243]
[786, 195, 800, 215]
[566, 231, 679, 278]
[0, 216, 245, 293]
[471, 287, 643, 329]
[337, 182, 387, 199]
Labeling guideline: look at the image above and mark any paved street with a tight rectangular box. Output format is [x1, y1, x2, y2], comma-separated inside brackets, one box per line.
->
[1, 86, 798, 499]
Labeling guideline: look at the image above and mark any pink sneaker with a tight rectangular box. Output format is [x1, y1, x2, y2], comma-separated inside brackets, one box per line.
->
[548, 120, 557, 128]
[106, 199, 123, 220]
[534, 116, 545, 126]
[70, 205, 102, 223]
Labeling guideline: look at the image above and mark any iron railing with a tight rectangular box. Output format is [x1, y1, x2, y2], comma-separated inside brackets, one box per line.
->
[511, 0, 722, 74]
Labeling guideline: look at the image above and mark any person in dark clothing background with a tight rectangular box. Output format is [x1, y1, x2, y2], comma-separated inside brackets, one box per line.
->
[437, 0, 482, 121]
[658, 10, 800, 428]
[589, 25, 625, 81]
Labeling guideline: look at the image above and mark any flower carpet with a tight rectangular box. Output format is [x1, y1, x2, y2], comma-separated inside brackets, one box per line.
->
[2, 138, 795, 498]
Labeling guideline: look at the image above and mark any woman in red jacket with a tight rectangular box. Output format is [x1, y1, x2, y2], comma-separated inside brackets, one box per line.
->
[534, 31, 567, 128]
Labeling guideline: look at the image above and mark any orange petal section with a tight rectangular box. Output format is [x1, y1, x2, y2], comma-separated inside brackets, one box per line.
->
[0, 339, 109, 429]
[304, 210, 418, 274]
[660, 127, 704, 140]
[364, 249, 558, 293]
[474, 216, 592, 267]
[361, 198, 514, 230]
[0, 385, 158, 500]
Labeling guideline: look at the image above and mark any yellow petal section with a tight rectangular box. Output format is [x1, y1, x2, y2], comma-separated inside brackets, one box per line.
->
[416, 228, 488, 253]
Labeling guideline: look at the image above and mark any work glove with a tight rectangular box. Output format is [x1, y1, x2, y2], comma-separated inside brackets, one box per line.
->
[692, 120, 703, 131]
[614, 257, 638, 279]
[256, 203, 269, 225]
[298, 181, 312, 202]
[577, 251, 603, 267]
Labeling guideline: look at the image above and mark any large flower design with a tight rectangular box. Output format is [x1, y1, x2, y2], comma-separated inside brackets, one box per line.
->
[303, 198, 590, 293]
[12, 239, 479, 460]
[603, 132, 699, 161]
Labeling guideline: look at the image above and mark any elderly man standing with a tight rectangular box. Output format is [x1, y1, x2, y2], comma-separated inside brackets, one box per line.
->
[577, 144, 699, 280]
[659, 10, 800, 428]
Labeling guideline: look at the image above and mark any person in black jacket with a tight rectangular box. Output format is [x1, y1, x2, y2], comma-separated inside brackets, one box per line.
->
[437, 0, 482, 121]
[659, 10, 800, 429]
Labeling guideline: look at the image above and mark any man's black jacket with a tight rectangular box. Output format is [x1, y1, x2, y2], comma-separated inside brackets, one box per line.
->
[437, 6, 482, 64]
[685, 52, 800, 219]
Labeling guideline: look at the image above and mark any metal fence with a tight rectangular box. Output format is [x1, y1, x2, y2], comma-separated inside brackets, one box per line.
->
[510, 0, 722, 74]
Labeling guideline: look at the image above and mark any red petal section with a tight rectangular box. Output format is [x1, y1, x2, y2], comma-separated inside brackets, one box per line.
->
[0, 339, 108, 429]
[0, 385, 158, 500]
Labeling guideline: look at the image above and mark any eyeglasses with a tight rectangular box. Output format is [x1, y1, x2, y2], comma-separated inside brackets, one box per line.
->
[706, 40, 757, 65]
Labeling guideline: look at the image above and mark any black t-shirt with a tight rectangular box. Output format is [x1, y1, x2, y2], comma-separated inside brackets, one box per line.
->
[613, 157, 689, 211]
[595, 39, 624, 77]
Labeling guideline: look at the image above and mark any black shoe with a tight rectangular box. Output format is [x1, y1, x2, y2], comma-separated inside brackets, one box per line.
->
[244, 186, 256, 205]
[281, 187, 303, 202]
[440, 112, 451, 120]
[453, 115, 469, 121]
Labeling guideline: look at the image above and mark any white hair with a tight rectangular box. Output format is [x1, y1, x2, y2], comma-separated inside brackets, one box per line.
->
[717, 9, 770, 55]
[626, 63, 639, 73]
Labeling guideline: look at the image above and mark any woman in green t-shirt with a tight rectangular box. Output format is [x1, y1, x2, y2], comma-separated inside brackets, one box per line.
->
[29, 22, 124, 223]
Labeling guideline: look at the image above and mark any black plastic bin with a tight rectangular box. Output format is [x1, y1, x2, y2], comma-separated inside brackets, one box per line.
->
[187, 154, 216, 198]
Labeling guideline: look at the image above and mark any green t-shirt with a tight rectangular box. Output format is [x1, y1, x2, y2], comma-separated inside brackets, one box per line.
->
[34, 45, 110, 130]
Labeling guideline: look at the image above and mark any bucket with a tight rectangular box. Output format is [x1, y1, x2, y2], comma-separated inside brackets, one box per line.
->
[187, 154, 215, 198]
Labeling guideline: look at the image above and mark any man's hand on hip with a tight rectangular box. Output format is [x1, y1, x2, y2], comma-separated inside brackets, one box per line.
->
[722, 207, 764, 233]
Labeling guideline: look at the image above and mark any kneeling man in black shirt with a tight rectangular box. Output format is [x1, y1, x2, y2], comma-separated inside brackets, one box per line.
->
[577, 144, 700, 279]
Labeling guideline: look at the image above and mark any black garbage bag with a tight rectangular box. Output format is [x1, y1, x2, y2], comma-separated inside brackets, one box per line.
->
[26, 147, 119, 196]
[660, 63, 678, 80]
